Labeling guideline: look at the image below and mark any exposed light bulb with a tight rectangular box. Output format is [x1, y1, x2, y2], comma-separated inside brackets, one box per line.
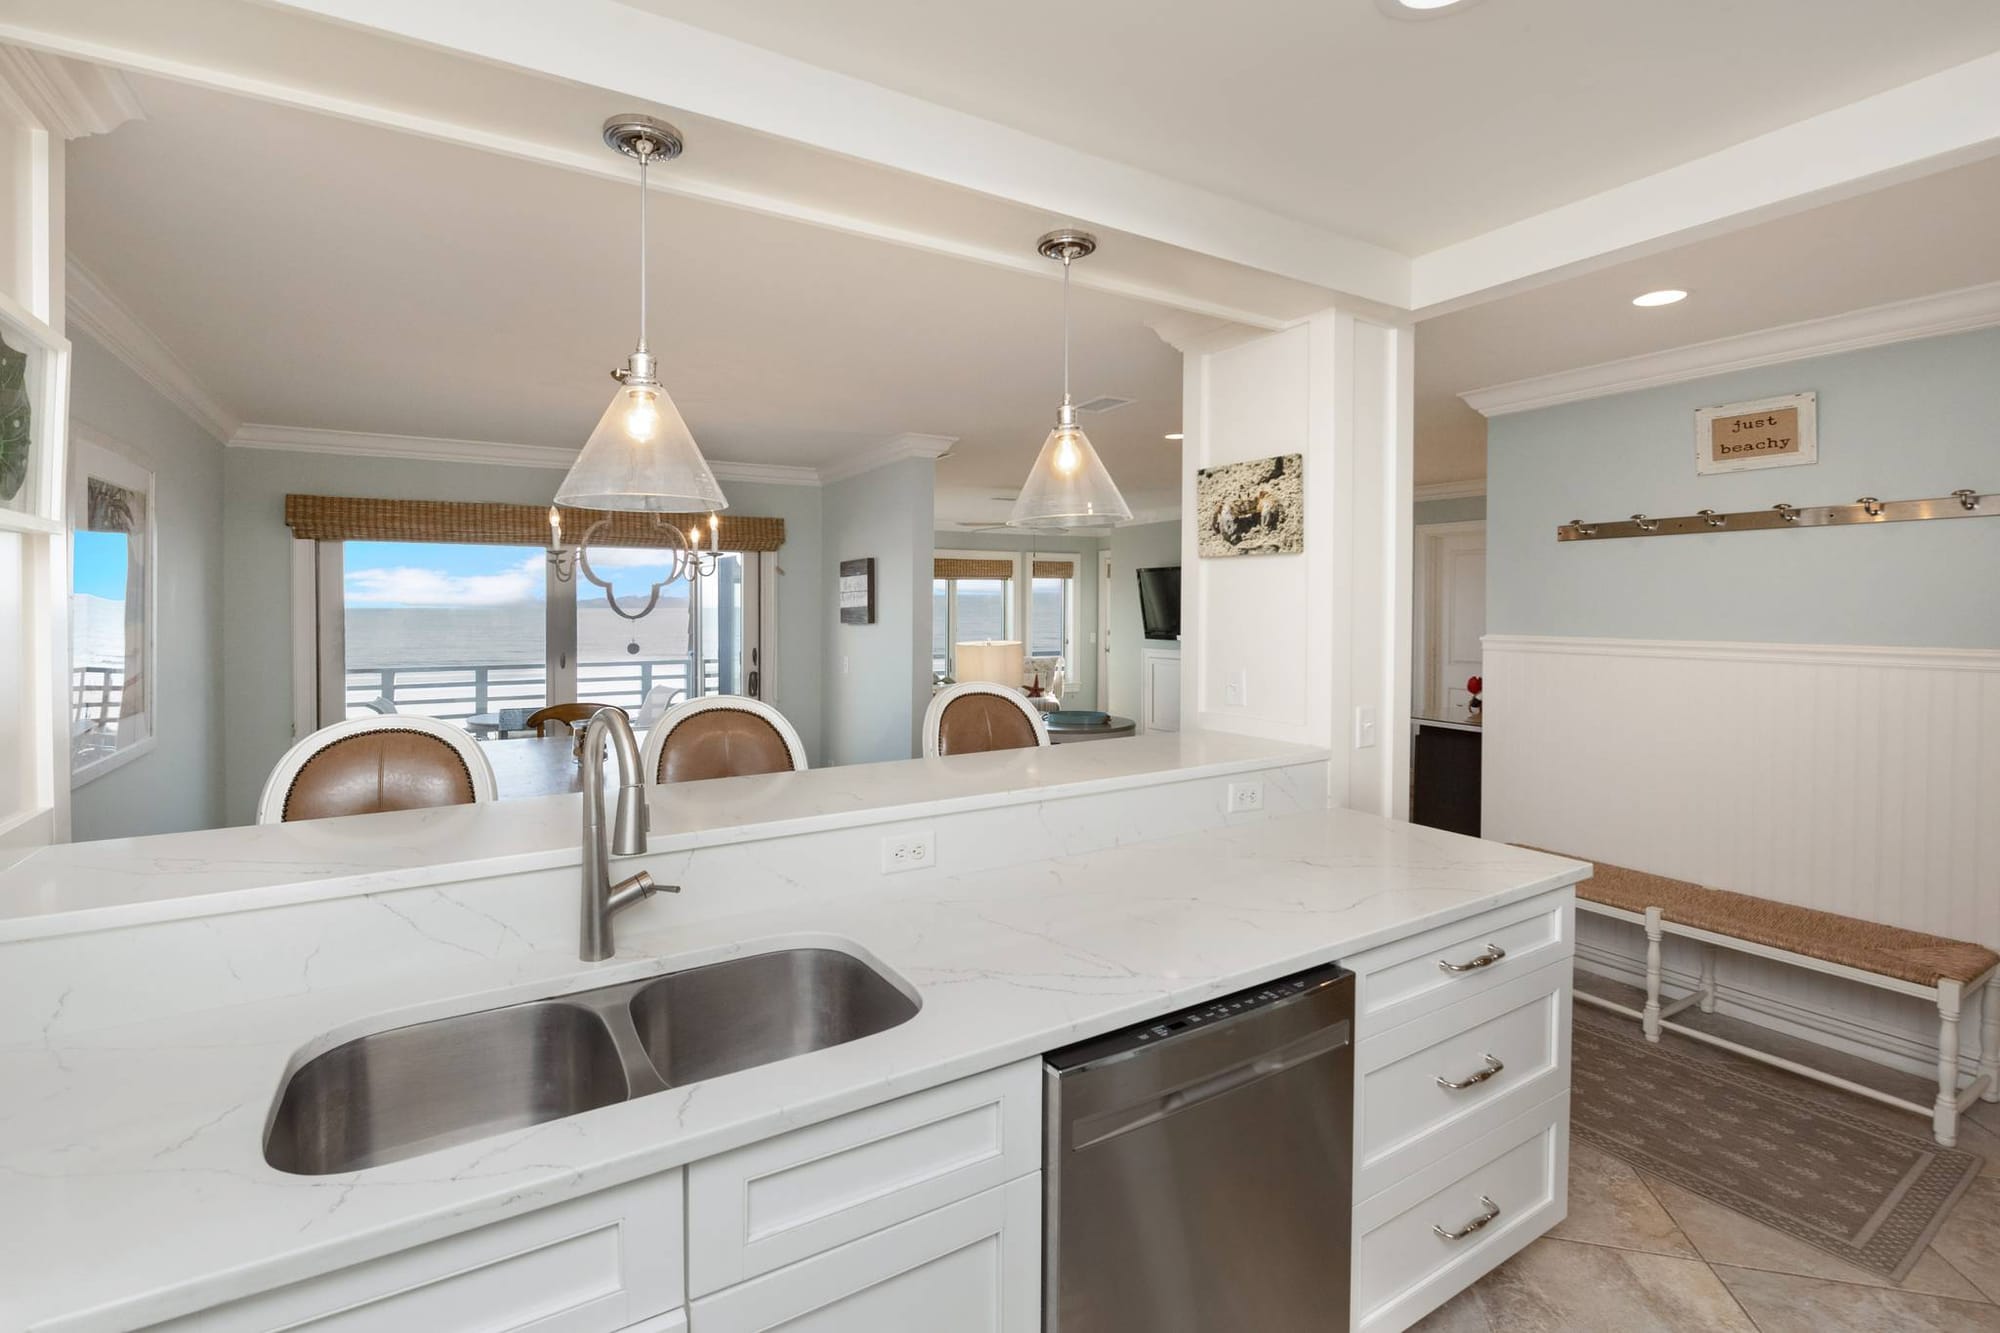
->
[1053, 431, 1083, 476]
[623, 388, 661, 443]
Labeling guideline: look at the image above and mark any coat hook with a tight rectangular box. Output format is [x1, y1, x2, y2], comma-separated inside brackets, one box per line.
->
[1773, 503, 1799, 523]
[1859, 496, 1885, 517]
[1631, 513, 1659, 532]
[1697, 508, 1726, 528]
[1568, 518, 1597, 537]
[1953, 489, 1981, 511]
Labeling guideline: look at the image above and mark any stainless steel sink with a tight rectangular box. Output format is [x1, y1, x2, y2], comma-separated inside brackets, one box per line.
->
[627, 947, 920, 1087]
[265, 947, 919, 1175]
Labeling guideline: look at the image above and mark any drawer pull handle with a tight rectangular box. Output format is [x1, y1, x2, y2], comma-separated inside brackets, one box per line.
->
[1436, 1054, 1505, 1091]
[1438, 943, 1507, 974]
[1433, 1196, 1502, 1241]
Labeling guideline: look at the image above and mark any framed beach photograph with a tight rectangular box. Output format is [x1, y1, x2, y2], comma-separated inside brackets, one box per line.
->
[1197, 453, 1304, 558]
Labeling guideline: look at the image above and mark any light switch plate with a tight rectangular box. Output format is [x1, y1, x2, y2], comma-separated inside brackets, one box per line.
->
[1354, 706, 1378, 749]
[1225, 670, 1248, 707]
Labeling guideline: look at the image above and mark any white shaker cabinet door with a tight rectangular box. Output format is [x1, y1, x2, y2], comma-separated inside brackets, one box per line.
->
[690, 1175, 1040, 1333]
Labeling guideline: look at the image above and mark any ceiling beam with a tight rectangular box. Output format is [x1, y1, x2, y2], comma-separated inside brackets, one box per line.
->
[1411, 51, 2000, 315]
[255, 0, 1412, 308]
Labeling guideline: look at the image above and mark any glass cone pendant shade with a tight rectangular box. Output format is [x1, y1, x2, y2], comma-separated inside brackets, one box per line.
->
[556, 372, 727, 512]
[1008, 414, 1131, 529]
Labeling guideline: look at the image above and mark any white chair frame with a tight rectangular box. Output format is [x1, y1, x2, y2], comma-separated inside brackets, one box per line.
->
[641, 696, 809, 783]
[257, 715, 498, 825]
[1575, 898, 2000, 1147]
[922, 682, 1051, 759]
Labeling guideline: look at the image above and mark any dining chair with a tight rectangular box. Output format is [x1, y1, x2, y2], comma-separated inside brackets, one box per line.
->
[922, 682, 1051, 758]
[641, 696, 808, 783]
[524, 702, 628, 737]
[257, 715, 497, 824]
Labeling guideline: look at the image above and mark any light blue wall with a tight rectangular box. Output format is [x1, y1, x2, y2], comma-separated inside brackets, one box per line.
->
[932, 529, 1105, 706]
[1105, 520, 1181, 719]
[821, 459, 934, 765]
[1488, 328, 2000, 648]
[1414, 494, 1485, 526]
[219, 451, 825, 824]
[68, 331, 226, 839]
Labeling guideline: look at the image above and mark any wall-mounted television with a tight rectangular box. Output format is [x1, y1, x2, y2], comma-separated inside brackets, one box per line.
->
[1136, 566, 1181, 641]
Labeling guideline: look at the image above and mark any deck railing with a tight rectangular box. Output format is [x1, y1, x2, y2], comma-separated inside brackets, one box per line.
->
[71, 665, 124, 729]
[344, 657, 721, 724]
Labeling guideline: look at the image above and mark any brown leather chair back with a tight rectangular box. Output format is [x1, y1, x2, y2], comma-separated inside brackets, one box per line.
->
[655, 706, 801, 783]
[935, 692, 1042, 756]
[525, 702, 626, 737]
[282, 729, 477, 822]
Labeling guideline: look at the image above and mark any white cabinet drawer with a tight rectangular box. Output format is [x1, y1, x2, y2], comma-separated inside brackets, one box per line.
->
[1353, 1094, 1568, 1333]
[157, 1171, 685, 1333]
[689, 1174, 1040, 1333]
[1356, 960, 1570, 1199]
[687, 1060, 1040, 1296]
[1349, 889, 1572, 1035]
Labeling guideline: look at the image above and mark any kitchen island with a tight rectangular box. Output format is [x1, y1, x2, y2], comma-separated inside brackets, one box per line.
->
[0, 735, 1585, 1333]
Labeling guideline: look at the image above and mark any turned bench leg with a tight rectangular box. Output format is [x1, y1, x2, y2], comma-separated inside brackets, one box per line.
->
[1699, 944, 1719, 1015]
[1982, 978, 2000, 1105]
[1642, 906, 1664, 1043]
[1936, 979, 1963, 1147]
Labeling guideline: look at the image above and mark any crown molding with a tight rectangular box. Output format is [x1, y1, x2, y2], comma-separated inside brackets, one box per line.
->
[1415, 479, 1486, 502]
[0, 47, 141, 139]
[66, 259, 239, 442]
[230, 423, 836, 485]
[1462, 279, 2000, 418]
[819, 432, 959, 485]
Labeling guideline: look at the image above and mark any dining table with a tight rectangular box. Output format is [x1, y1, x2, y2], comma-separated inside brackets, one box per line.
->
[484, 733, 630, 799]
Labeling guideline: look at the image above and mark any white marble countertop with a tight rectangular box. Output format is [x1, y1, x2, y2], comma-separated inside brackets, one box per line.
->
[0, 806, 1585, 1332]
[0, 731, 1325, 941]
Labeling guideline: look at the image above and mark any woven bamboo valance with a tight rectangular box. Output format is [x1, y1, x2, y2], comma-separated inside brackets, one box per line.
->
[284, 495, 786, 552]
[1032, 559, 1076, 579]
[933, 557, 1015, 580]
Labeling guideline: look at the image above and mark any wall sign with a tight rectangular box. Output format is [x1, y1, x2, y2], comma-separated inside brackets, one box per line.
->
[838, 557, 876, 625]
[1694, 392, 1816, 475]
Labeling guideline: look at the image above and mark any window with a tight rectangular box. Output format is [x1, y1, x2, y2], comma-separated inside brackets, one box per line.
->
[326, 538, 759, 729]
[68, 432, 155, 783]
[932, 552, 1015, 681]
[1026, 555, 1079, 696]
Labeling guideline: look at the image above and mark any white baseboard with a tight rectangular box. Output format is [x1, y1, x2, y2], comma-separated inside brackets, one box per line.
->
[1575, 938, 1983, 1086]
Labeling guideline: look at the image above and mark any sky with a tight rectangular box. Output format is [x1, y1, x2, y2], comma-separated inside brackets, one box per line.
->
[343, 541, 692, 609]
[71, 531, 127, 600]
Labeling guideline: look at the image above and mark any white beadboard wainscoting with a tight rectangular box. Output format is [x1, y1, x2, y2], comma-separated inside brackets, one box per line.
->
[1483, 634, 2000, 1081]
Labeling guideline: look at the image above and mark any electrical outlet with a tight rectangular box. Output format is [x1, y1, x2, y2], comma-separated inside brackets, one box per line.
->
[881, 830, 936, 874]
[1227, 781, 1264, 814]
[1354, 706, 1378, 749]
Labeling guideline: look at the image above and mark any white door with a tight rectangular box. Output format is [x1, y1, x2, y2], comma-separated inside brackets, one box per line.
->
[1415, 524, 1485, 723]
[1096, 550, 1111, 711]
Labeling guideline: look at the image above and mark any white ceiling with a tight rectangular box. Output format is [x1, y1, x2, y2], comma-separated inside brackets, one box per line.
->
[64, 75, 1188, 517]
[618, 0, 2000, 255]
[1413, 153, 2000, 484]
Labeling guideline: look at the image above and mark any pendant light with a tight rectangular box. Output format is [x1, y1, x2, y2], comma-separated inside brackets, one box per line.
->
[556, 115, 728, 515]
[1007, 230, 1132, 530]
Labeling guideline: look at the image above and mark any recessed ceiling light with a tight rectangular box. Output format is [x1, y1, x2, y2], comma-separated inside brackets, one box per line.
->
[1377, 0, 1480, 19]
[1164, 432, 1184, 440]
[1632, 289, 1688, 308]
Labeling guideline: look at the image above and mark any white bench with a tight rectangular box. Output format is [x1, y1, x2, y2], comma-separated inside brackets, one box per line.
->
[1560, 855, 2000, 1147]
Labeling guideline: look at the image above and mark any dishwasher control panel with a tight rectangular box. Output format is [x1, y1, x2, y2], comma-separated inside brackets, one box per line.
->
[1046, 961, 1350, 1071]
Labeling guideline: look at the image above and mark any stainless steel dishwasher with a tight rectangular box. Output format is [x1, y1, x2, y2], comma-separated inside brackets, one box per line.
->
[1044, 963, 1354, 1332]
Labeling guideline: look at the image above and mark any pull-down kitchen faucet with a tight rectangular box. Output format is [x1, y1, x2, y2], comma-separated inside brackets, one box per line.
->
[578, 707, 674, 961]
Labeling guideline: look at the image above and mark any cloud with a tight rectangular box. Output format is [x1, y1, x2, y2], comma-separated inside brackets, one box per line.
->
[345, 553, 545, 608]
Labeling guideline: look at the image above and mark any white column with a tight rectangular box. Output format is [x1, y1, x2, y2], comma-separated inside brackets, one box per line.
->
[1172, 311, 1413, 815]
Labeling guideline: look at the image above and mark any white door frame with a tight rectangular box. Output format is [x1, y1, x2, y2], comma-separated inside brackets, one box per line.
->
[1412, 520, 1485, 720]
[1097, 549, 1111, 712]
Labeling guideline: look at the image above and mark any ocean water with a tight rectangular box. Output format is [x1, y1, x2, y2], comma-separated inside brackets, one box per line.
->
[346, 598, 695, 669]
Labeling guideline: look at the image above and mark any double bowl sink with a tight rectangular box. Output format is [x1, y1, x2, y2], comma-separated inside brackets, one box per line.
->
[265, 947, 919, 1176]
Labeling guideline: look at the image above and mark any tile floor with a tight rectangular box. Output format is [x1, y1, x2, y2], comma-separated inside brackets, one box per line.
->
[1411, 977, 2000, 1332]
